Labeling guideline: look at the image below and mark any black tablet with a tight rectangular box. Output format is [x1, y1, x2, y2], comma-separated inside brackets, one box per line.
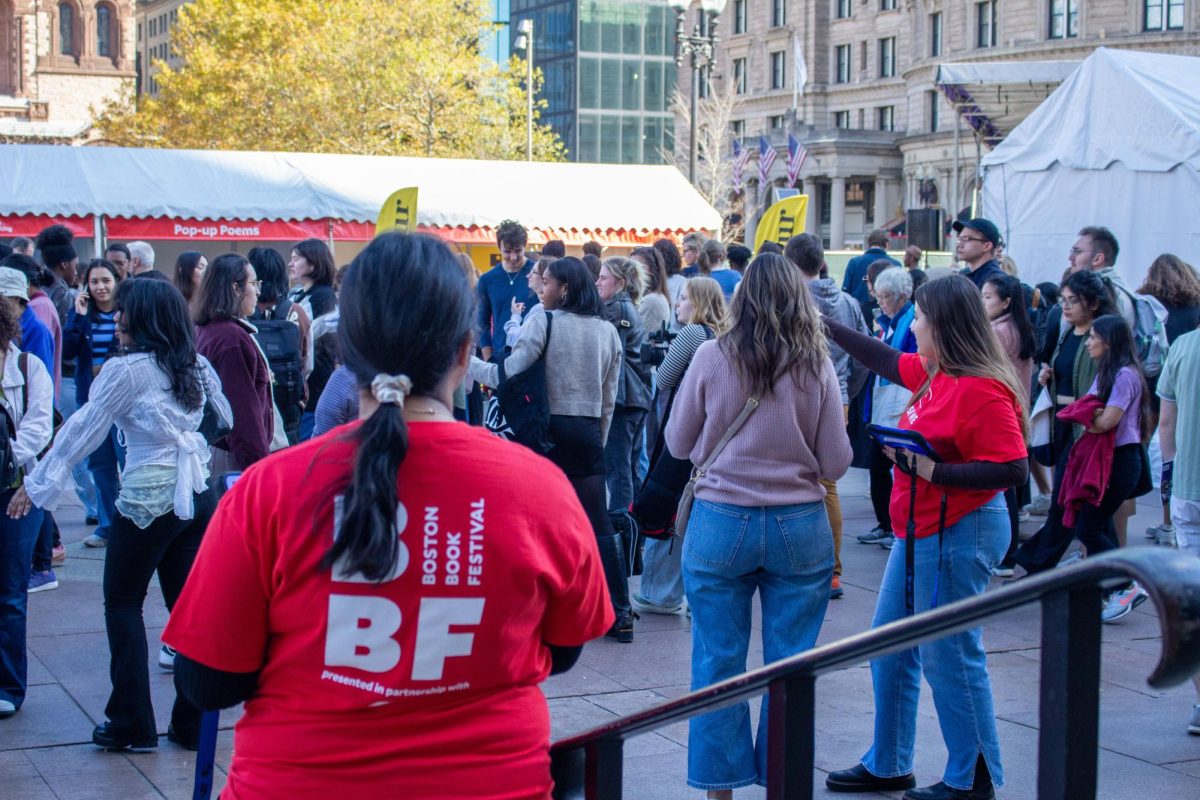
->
[866, 424, 942, 463]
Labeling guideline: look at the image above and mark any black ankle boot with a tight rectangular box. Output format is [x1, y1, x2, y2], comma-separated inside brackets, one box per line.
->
[826, 763, 916, 793]
[606, 608, 639, 643]
[902, 755, 995, 800]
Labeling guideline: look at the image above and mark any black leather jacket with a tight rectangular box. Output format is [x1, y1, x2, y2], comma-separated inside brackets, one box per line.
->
[603, 292, 652, 410]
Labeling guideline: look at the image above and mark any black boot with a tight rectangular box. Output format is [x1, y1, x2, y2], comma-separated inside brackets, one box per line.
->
[610, 512, 644, 577]
[596, 534, 636, 642]
[902, 755, 994, 800]
[826, 763, 916, 793]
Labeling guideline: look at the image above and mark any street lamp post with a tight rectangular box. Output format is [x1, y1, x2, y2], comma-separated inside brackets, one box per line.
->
[515, 18, 534, 161]
[667, 0, 727, 185]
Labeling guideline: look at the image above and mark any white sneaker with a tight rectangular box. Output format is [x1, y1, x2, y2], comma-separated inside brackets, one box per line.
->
[1017, 510, 1031, 523]
[1059, 550, 1085, 567]
[1102, 583, 1149, 624]
[83, 534, 108, 548]
[0, 699, 16, 717]
[158, 645, 176, 671]
[1151, 525, 1177, 548]
[1023, 494, 1052, 516]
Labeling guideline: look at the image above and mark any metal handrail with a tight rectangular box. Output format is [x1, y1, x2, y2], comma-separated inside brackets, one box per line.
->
[549, 548, 1200, 800]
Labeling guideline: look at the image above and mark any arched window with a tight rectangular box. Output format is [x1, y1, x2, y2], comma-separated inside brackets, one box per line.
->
[58, 2, 76, 56]
[97, 4, 115, 58]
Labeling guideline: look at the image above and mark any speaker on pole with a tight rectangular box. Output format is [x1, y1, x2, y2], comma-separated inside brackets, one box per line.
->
[906, 208, 942, 251]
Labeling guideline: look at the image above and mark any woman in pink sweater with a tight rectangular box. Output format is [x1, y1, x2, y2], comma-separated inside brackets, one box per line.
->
[665, 252, 852, 798]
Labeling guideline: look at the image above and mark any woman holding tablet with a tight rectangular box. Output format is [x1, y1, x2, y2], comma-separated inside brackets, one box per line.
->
[822, 275, 1028, 800]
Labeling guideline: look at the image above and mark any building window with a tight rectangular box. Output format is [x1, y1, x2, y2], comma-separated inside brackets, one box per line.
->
[733, 57, 747, 94]
[930, 12, 943, 56]
[878, 106, 895, 131]
[834, 110, 851, 129]
[732, 119, 746, 138]
[772, 0, 787, 27]
[929, 90, 940, 131]
[734, 0, 747, 34]
[1049, 0, 1079, 38]
[881, 0, 897, 9]
[97, 4, 117, 59]
[860, 40, 867, 72]
[835, 44, 851, 83]
[879, 37, 896, 77]
[977, 1, 998, 47]
[836, 0, 852, 20]
[1145, 0, 1185, 30]
[771, 50, 785, 90]
[769, 114, 785, 129]
[150, 18, 156, 37]
[58, 3, 77, 56]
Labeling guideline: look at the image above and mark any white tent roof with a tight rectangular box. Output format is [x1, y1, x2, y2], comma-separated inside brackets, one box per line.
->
[935, 60, 1080, 146]
[0, 144, 720, 233]
[981, 48, 1200, 172]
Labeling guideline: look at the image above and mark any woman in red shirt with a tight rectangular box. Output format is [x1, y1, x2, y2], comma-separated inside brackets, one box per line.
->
[823, 275, 1029, 800]
[164, 232, 614, 799]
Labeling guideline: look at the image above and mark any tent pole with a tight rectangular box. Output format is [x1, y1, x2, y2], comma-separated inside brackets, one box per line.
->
[953, 107, 961, 224]
[95, 214, 106, 256]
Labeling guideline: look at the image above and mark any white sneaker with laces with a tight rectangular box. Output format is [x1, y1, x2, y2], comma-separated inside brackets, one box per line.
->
[158, 645, 177, 671]
[1024, 494, 1052, 516]
[1101, 583, 1149, 623]
[83, 534, 108, 548]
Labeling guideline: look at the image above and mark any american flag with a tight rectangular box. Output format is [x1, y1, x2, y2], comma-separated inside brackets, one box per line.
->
[787, 134, 808, 187]
[758, 136, 776, 199]
[731, 138, 751, 191]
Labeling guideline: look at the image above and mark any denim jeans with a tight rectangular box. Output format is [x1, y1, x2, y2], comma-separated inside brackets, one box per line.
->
[59, 375, 98, 518]
[103, 490, 215, 741]
[0, 492, 44, 710]
[682, 498, 834, 790]
[604, 407, 646, 515]
[862, 494, 1008, 791]
[638, 536, 684, 608]
[87, 426, 126, 541]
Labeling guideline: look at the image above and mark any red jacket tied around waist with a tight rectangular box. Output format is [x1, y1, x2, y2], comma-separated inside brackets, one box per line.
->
[1056, 395, 1113, 528]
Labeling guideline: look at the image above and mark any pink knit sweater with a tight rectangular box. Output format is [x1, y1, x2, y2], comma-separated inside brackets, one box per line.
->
[665, 340, 853, 507]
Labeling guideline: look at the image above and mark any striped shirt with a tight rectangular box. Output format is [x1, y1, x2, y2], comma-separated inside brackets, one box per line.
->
[91, 310, 118, 369]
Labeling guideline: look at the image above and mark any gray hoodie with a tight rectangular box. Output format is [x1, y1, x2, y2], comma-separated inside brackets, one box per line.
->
[809, 278, 870, 405]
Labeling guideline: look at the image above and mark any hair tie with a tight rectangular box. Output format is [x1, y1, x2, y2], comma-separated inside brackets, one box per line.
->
[371, 373, 413, 407]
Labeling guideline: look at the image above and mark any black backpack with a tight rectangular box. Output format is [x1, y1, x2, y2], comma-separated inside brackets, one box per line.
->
[494, 311, 554, 454]
[252, 299, 304, 433]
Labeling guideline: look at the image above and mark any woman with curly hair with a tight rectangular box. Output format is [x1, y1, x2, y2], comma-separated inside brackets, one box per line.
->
[1138, 253, 1200, 343]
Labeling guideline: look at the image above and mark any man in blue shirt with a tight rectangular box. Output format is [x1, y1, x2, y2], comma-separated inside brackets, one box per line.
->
[842, 229, 900, 325]
[0, 267, 54, 373]
[476, 220, 538, 360]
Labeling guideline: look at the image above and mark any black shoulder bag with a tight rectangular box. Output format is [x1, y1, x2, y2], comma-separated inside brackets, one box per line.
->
[495, 311, 555, 454]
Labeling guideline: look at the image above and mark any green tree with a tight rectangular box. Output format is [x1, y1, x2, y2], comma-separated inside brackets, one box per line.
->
[94, 0, 564, 161]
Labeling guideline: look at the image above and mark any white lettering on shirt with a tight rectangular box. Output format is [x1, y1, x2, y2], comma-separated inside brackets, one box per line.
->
[324, 595, 402, 672]
[411, 597, 485, 680]
[468, 498, 485, 586]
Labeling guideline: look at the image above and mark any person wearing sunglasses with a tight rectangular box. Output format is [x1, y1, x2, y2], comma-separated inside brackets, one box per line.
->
[195, 254, 275, 472]
[952, 218, 1005, 291]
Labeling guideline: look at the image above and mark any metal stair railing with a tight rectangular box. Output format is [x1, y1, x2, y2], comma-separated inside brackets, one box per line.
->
[549, 548, 1200, 800]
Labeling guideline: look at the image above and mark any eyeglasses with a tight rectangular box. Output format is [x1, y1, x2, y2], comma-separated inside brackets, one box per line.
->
[238, 280, 262, 290]
[1060, 296, 1080, 308]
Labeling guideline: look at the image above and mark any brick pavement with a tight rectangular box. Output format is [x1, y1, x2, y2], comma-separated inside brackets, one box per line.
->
[4, 469, 1199, 799]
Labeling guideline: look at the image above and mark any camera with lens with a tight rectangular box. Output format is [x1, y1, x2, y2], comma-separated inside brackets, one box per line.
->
[641, 322, 676, 368]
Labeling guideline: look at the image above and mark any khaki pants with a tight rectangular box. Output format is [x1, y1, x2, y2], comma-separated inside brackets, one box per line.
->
[821, 405, 850, 577]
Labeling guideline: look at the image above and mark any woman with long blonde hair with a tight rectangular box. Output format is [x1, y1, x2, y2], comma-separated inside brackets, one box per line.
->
[664, 254, 852, 797]
[824, 274, 1028, 800]
[634, 277, 729, 616]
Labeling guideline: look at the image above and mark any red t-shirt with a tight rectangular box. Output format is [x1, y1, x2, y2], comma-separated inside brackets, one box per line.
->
[890, 354, 1027, 538]
[164, 421, 614, 800]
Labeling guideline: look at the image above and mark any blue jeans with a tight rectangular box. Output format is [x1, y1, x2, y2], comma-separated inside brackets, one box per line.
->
[863, 495, 1008, 790]
[59, 375, 98, 519]
[682, 498, 834, 790]
[299, 410, 316, 442]
[0, 493, 44, 710]
[87, 426, 125, 541]
[638, 536, 685, 608]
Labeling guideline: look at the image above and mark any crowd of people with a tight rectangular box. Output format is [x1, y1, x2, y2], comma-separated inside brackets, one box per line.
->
[0, 214, 1197, 800]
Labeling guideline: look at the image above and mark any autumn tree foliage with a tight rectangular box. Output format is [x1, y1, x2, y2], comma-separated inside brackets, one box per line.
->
[94, 0, 564, 161]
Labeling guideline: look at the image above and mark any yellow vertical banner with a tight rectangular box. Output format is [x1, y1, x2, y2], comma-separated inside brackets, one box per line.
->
[753, 195, 808, 253]
[376, 187, 419, 234]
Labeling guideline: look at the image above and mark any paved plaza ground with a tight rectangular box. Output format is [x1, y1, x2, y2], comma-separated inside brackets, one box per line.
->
[3, 467, 1199, 799]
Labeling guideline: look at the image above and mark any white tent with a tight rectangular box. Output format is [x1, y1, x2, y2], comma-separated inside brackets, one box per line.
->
[0, 144, 721, 245]
[981, 47, 1200, 288]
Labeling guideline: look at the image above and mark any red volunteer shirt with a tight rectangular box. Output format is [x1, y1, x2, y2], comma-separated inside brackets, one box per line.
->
[164, 421, 614, 800]
[890, 354, 1027, 538]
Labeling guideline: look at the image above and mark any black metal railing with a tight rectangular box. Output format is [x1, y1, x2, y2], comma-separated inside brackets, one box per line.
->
[549, 548, 1200, 800]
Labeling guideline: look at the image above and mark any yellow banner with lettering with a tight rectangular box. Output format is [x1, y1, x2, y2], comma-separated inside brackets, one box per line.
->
[376, 187, 419, 234]
[753, 195, 808, 253]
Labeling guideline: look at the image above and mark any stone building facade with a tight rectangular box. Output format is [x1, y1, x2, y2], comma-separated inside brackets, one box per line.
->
[0, 0, 136, 141]
[698, 0, 1200, 248]
[134, 0, 184, 95]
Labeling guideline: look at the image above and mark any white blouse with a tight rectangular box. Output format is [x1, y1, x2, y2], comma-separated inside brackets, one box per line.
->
[25, 353, 233, 524]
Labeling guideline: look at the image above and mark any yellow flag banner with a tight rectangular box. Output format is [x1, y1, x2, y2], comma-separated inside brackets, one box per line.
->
[376, 187, 419, 234]
[753, 195, 808, 253]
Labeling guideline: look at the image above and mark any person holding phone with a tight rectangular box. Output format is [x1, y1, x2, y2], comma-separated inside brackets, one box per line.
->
[822, 275, 1028, 800]
[61, 259, 124, 548]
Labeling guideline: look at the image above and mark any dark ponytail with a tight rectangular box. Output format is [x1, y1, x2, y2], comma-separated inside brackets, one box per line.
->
[320, 232, 475, 581]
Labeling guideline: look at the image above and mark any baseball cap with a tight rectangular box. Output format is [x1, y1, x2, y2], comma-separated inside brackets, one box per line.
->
[0, 268, 29, 301]
[952, 218, 1002, 248]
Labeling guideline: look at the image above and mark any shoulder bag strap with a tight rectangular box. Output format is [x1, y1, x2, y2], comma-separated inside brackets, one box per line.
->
[693, 395, 759, 479]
